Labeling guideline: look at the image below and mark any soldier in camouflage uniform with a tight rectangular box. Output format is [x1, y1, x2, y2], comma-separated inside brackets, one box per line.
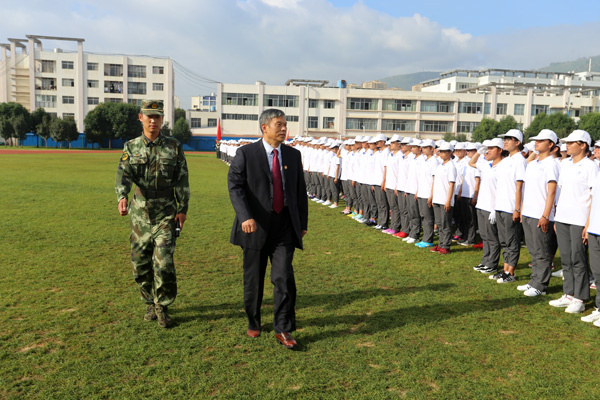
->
[115, 100, 190, 328]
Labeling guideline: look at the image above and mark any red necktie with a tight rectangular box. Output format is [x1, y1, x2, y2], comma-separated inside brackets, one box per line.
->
[272, 149, 284, 214]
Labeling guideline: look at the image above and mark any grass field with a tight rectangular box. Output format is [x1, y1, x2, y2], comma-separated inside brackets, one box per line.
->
[1, 150, 598, 399]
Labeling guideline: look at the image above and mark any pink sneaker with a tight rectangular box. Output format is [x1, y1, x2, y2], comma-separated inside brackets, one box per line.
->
[385, 229, 398, 235]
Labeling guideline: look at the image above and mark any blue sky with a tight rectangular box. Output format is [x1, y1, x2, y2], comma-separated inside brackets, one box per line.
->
[1, 0, 600, 108]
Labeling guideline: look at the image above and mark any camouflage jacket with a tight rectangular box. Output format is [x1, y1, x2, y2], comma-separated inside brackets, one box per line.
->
[115, 133, 190, 214]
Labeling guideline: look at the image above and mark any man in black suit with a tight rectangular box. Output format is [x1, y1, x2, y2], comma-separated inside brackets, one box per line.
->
[228, 109, 309, 349]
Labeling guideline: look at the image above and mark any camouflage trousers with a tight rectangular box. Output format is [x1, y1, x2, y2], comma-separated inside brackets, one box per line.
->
[129, 195, 178, 306]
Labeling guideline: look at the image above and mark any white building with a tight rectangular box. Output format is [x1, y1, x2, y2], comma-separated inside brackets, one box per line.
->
[0, 35, 174, 131]
[190, 69, 600, 140]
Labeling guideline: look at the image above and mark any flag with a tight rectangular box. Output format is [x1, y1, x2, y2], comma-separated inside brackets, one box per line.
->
[285, 128, 289, 142]
[216, 118, 221, 141]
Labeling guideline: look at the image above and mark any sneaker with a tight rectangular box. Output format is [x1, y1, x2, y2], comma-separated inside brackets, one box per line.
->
[452, 235, 462, 242]
[311, 198, 319, 202]
[517, 284, 532, 292]
[459, 241, 475, 247]
[472, 242, 483, 249]
[551, 269, 563, 278]
[591, 281, 597, 290]
[365, 220, 377, 227]
[329, 204, 338, 209]
[479, 266, 498, 274]
[398, 231, 409, 238]
[373, 225, 383, 230]
[438, 248, 450, 255]
[548, 294, 573, 308]
[497, 273, 516, 283]
[322, 200, 332, 206]
[472, 264, 485, 271]
[593, 319, 600, 327]
[316, 199, 325, 203]
[489, 271, 505, 280]
[384, 229, 398, 235]
[144, 304, 157, 321]
[348, 212, 357, 217]
[524, 287, 546, 297]
[155, 304, 172, 328]
[581, 309, 600, 323]
[565, 299, 585, 314]
[416, 241, 434, 248]
[429, 245, 441, 252]
[405, 237, 417, 244]
[393, 231, 405, 238]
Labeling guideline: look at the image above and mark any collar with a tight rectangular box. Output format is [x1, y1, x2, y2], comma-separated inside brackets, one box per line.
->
[262, 138, 282, 154]
[143, 134, 163, 147]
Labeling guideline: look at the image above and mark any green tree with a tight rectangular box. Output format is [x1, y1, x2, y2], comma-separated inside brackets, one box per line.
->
[50, 117, 79, 148]
[524, 112, 576, 141]
[31, 108, 50, 147]
[84, 102, 142, 148]
[497, 115, 518, 136]
[11, 114, 29, 145]
[0, 116, 14, 145]
[172, 118, 192, 144]
[174, 107, 186, 123]
[0, 102, 31, 146]
[443, 132, 469, 142]
[36, 114, 54, 147]
[577, 112, 600, 141]
[160, 121, 171, 136]
[524, 113, 548, 141]
[471, 118, 499, 142]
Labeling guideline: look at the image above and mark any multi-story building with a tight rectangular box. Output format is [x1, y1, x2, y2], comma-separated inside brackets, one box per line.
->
[193, 69, 600, 140]
[0, 35, 174, 131]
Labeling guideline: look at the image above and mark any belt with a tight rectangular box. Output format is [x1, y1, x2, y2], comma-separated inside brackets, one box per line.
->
[135, 186, 174, 200]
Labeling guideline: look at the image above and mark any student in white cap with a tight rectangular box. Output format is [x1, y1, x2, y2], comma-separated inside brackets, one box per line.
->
[451, 142, 467, 242]
[372, 134, 390, 229]
[340, 140, 354, 215]
[403, 139, 423, 243]
[490, 129, 527, 283]
[325, 142, 342, 208]
[353, 136, 370, 222]
[582, 162, 600, 325]
[517, 129, 560, 297]
[550, 130, 597, 312]
[382, 135, 403, 234]
[392, 137, 414, 238]
[457, 143, 481, 247]
[430, 142, 457, 254]
[415, 139, 439, 247]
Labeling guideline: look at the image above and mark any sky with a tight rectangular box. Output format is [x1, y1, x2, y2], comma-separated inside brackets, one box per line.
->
[2, 0, 600, 108]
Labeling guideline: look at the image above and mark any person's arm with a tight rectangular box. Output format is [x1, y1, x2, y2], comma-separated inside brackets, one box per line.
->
[513, 181, 523, 223]
[115, 144, 133, 216]
[468, 152, 480, 169]
[428, 176, 434, 208]
[381, 166, 387, 190]
[445, 182, 455, 212]
[173, 143, 190, 228]
[537, 181, 557, 233]
[471, 176, 480, 206]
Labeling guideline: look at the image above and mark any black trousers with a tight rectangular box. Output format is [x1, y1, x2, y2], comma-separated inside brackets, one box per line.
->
[242, 209, 297, 333]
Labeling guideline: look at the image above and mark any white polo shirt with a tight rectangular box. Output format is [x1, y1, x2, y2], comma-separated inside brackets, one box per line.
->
[405, 154, 423, 195]
[522, 156, 560, 221]
[495, 152, 527, 214]
[417, 155, 440, 199]
[461, 157, 480, 198]
[554, 157, 598, 226]
[384, 151, 399, 190]
[432, 160, 457, 206]
[587, 173, 600, 235]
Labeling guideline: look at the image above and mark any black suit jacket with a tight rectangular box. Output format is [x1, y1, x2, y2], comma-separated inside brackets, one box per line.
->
[228, 140, 308, 250]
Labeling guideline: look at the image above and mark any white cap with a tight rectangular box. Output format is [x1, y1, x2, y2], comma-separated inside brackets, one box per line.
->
[530, 129, 558, 144]
[525, 141, 536, 152]
[464, 142, 478, 151]
[411, 139, 422, 146]
[419, 138, 436, 147]
[347, 139, 355, 145]
[438, 142, 454, 151]
[488, 137, 504, 149]
[355, 136, 368, 143]
[454, 142, 465, 150]
[369, 133, 387, 143]
[450, 140, 458, 146]
[435, 140, 445, 147]
[560, 129, 592, 147]
[499, 129, 524, 142]
[367, 136, 378, 144]
[389, 134, 402, 142]
[400, 137, 413, 144]
[560, 143, 567, 152]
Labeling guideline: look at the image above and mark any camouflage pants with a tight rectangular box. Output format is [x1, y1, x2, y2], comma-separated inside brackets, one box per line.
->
[129, 196, 178, 306]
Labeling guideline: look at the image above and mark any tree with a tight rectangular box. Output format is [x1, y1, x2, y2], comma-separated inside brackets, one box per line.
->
[524, 112, 576, 141]
[84, 102, 142, 148]
[172, 118, 192, 144]
[31, 108, 50, 147]
[11, 114, 29, 145]
[443, 132, 469, 142]
[50, 117, 79, 148]
[524, 113, 548, 141]
[174, 107, 186, 123]
[36, 114, 53, 147]
[497, 115, 518, 136]
[160, 121, 171, 136]
[0, 116, 14, 145]
[578, 112, 600, 141]
[0, 102, 31, 146]
[471, 118, 499, 142]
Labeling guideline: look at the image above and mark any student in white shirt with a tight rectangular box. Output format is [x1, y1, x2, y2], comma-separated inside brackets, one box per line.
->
[393, 137, 413, 238]
[382, 135, 403, 234]
[517, 130, 560, 297]
[372, 134, 390, 229]
[457, 143, 481, 246]
[325, 142, 342, 208]
[582, 168, 600, 325]
[403, 140, 423, 244]
[415, 139, 439, 247]
[430, 142, 457, 254]
[550, 130, 597, 312]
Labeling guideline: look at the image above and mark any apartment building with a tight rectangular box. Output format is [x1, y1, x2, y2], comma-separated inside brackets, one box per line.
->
[0, 35, 174, 131]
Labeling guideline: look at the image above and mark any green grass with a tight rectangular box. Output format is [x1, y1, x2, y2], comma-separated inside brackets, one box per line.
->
[0, 151, 597, 399]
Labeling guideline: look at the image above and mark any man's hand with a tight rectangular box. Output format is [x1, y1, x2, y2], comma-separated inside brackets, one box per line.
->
[118, 198, 128, 216]
[241, 219, 257, 234]
[175, 213, 187, 229]
[302, 230, 307, 238]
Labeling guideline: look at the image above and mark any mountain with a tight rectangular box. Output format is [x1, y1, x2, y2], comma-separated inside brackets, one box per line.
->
[537, 55, 600, 73]
[377, 71, 440, 90]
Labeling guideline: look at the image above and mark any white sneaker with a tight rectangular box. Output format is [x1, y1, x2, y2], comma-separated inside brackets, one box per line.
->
[311, 198, 319, 202]
[328, 204, 338, 209]
[322, 200, 332, 206]
[517, 284, 532, 292]
[316, 199, 324, 203]
[593, 319, 600, 327]
[405, 237, 417, 244]
[549, 294, 573, 308]
[551, 269, 563, 278]
[402, 237, 411, 242]
[581, 309, 600, 322]
[524, 287, 546, 297]
[565, 299, 585, 314]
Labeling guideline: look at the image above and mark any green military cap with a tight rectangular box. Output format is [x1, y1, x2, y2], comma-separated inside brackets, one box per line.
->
[141, 100, 164, 116]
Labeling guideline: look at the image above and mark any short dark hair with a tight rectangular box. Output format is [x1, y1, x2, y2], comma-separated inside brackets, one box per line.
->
[259, 108, 285, 127]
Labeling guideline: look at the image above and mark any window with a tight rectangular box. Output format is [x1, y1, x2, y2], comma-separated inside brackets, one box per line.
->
[457, 121, 479, 133]
[88, 97, 99, 105]
[308, 116, 318, 129]
[62, 78, 74, 87]
[458, 102, 482, 114]
[447, 83, 452, 91]
[40, 60, 55, 73]
[346, 118, 377, 130]
[87, 80, 99, 88]
[105, 81, 123, 93]
[531, 105, 549, 116]
[222, 114, 258, 121]
[382, 99, 415, 112]
[264, 95, 298, 108]
[514, 104, 525, 115]
[208, 119, 217, 127]
[347, 98, 377, 110]
[581, 106, 594, 116]
[128, 82, 147, 95]
[127, 65, 146, 78]
[40, 78, 56, 90]
[153, 83, 164, 91]
[308, 99, 318, 108]
[62, 96, 75, 104]
[286, 115, 299, 122]
[153, 66, 164, 74]
[223, 93, 258, 106]
[104, 64, 123, 77]
[35, 95, 56, 108]
[87, 62, 98, 71]
[421, 121, 451, 133]
[496, 103, 507, 115]
[63, 113, 75, 119]
[105, 98, 123, 103]
[323, 117, 335, 129]
[382, 120, 415, 131]
[484, 103, 491, 114]
[323, 100, 335, 109]
[62, 61, 74, 70]
[128, 99, 143, 106]
[191, 118, 201, 128]
[421, 101, 453, 113]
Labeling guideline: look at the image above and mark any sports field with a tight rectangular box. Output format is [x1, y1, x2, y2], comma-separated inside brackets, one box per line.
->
[1, 150, 597, 399]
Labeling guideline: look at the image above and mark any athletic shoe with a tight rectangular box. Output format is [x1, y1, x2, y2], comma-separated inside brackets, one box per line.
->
[581, 309, 600, 323]
[438, 248, 450, 255]
[373, 225, 383, 230]
[451, 235, 462, 242]
[593, 319, 600, 327]
[384, 229, 398, 235]
[497, 274, 516, 283]
[405, 237, 417, 244]
[316, 199, 325, 203]
[478, 266, 498, 274]
[472, 264, 485, 271]
[429, 245, 441, 252]
[565, 299, 585, 314]
[365, 220, 377, 227]
[329, 204, 338, 209]
[472, 242, 483, 249]
[397, 231, 409, 238]
[402, 236, 411, 242]
[322, 200, 332, 206]
[489, 271, 505, 280]
[459, 241, 475, 247]
[590, 281, 597, 290]
[548, 294, 573, 308]
[311, 198, 319, 202]
[416, 241, 434, 248]
[349, 212, 357, 217]
[392, 231, 404, 238]
[517, 284, 532, 292]
[523, 287, 546, 297]
[551, 269, 563, 278]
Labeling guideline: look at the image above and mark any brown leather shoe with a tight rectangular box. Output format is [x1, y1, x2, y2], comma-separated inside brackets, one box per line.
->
[275, 332, 297, 348]
[246, 329, 261, 338]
